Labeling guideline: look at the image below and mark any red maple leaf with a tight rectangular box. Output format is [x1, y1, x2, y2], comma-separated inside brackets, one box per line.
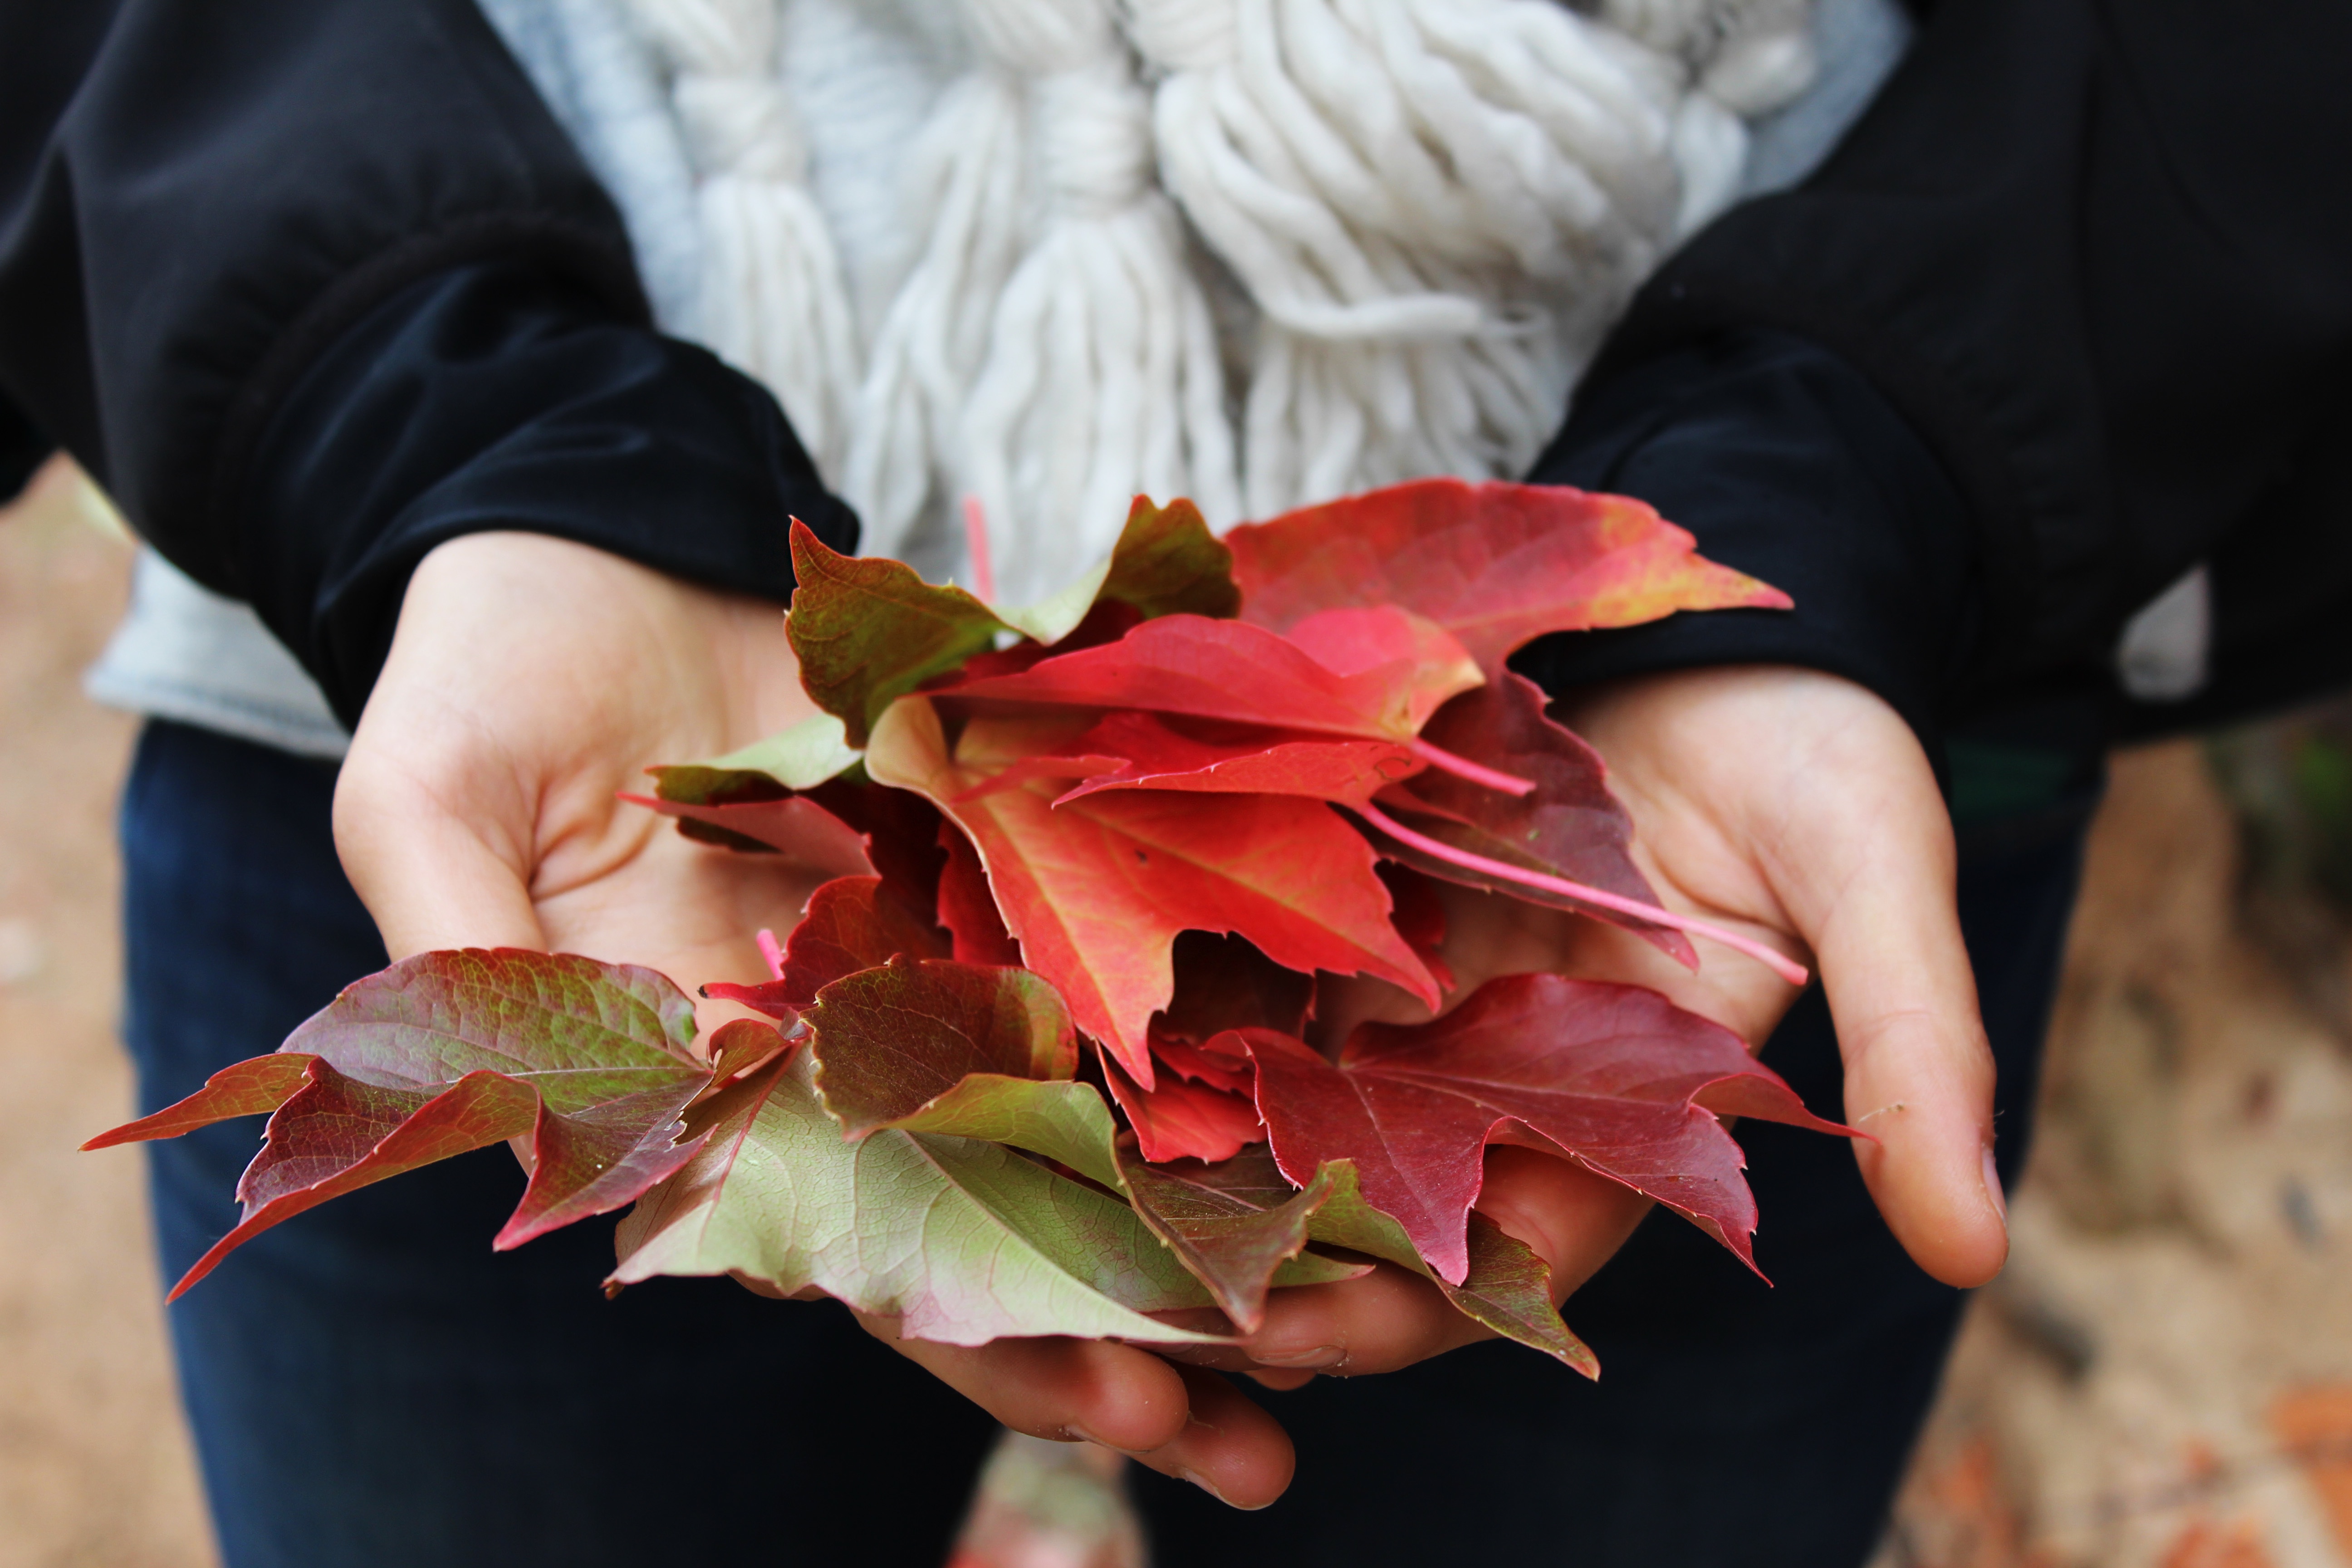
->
[867, 699, 1436, 1085]
[1226, 477, 1791, 672]
[1243, 973, 1851, 1284]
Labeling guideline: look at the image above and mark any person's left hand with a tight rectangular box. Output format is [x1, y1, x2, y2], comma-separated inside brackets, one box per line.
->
[1165, 664, 2008, 1389]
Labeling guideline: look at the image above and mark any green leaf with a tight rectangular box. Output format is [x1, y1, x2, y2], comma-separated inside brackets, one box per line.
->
[808, 957, 1079, 1135]
[999, 496, 1241, 646]
[1305, 1159, 1597, 1375]
[875, 1073, 1127, 1190]
[647, 713, 862, 804]
[1112, 1146, 1365, 1331]
[610, 1055, 1228, 1345]
[787, 520, 1010, 746]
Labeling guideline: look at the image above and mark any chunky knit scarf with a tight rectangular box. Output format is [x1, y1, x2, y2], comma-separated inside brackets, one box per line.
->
[626, 0, 1816, 602]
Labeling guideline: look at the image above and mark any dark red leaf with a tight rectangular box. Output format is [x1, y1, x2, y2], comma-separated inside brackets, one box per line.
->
[1370, 673, 1695, 965]
[1243, 974, 1849, 1284]
[937, 822, 1023, 966]
[808, 956, 1079, 1136]
[703, 874, 948, 1017]
[1225, 478, 1791, 672]
[1378, 863, 1457, 993]
[1155, 931, 1315, 1048]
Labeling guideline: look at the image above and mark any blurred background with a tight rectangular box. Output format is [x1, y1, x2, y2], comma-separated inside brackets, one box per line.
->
[5, 461, 2350, 1568]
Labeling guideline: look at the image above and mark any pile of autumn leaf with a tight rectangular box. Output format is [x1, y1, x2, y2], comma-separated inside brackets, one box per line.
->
[91, 479, 1848, 1372]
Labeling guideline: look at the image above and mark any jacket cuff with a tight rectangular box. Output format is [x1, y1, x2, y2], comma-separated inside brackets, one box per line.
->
[237, 260, 859, 729]
[1513, 329, 1976, 759]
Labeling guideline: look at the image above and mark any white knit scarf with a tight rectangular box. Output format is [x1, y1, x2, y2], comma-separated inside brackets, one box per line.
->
[627, 0, 1816, 603]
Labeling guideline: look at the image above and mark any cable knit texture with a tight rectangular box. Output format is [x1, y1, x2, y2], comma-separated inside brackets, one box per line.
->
[625, 0, 1816, 595]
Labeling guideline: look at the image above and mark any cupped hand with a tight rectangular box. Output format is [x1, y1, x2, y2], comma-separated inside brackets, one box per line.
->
[1185, 663, 2007, 1387]
[333, 533, 1296, 1508]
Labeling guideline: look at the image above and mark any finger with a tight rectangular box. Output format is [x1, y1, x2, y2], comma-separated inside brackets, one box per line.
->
[1130, 1364, 1294, 1509]
[861, 1322, 1295, 1508]
[1792, 768, 2007, 1288]
[1226, 1262, 1477, 1377]
[862, 1321, 1197, 1453]
[1471, 1144, 1651, 1301]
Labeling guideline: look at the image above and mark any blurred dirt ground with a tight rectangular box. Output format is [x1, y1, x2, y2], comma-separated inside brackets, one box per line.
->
[6, 460, 2352, 1567]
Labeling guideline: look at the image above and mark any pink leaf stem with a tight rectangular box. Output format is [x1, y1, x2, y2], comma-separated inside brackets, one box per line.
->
[755, 928, 787, 982]
[1353, 803, 1810, 988]
[1407, 736, 1536, 797]
[961, 495, 997, 605]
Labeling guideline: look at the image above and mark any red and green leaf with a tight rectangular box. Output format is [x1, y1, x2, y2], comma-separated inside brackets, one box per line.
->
[89, 950, 722, 1296]
[610, 1053, 1230, 1345]
[997, 495, 1242, 646]
[1112, 1146, 1353, 1331]
[1244, 974, 1849, 1284]
[1226, 478, 1790, 672]
[787, 520, 1012, 746]
[1299, 1158, 1597, 1374]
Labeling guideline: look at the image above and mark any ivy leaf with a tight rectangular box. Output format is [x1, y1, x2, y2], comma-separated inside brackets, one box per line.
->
[644, 713, 862, 802]
[1225, 478, 1792, 672]
[1103, 1052, 1265, 1165]
[949, 608, 1483, 744]
[609, 1054, 1230, 1344]
[83, 1054, 318, 1148]
[1035, 712, 1423, 809]
[1298, 1158, 1597, 1374]
[701, 874, 948, 1017]
[806, 957, 1080, 1134]
[937, 822, 1023, 965]
[1154, 931, 1314, 1049]
[997, 495, 1241, 646]
[88, 950, 718, 1296]
[1243, 974, 1850, 1284]
[866, 698, 1437, 1085]
[1370, 674, 1695, 964]
[787, 520, 1011, 746]
[1112, 1146, 1354, 1332]
[621, 791, 877, 872]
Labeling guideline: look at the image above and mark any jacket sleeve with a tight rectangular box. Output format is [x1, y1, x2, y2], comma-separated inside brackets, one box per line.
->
[1527, 0, 2352, 741]
[0, 0, 853, 726]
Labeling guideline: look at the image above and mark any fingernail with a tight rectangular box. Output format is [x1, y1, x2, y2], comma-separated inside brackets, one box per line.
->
[1981, 1144, 2008, 1226]
[1249, 1342, 1345, 1369]
[1178, 1467, 1269, 1510]
[1066, 1425, 1142, 1455]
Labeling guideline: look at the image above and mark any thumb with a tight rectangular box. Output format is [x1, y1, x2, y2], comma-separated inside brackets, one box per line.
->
[1805, 796, 2008, 1288]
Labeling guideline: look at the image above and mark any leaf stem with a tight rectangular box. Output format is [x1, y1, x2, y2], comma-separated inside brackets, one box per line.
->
[756, 928, 787, 982]
[1407, 737, 1537, 796]
[1354, 803, 1811, 987]
[961, 495, 997, 604]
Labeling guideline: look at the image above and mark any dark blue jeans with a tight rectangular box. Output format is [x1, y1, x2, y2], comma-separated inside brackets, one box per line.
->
[122, 719, 2093, 1567]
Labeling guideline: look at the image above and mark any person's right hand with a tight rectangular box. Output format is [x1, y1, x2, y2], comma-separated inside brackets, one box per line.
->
[333, 531, 1300, 1509]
